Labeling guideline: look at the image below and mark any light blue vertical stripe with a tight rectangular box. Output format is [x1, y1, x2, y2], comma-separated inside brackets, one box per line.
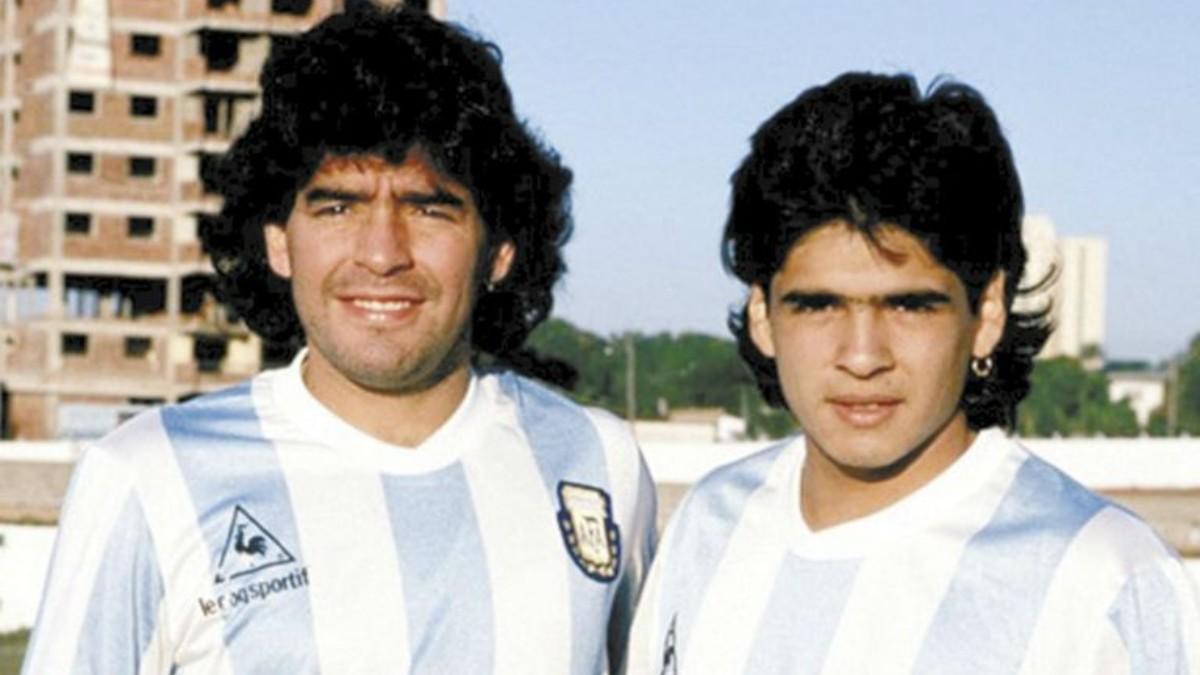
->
[162, 382, 318, 674]
[381, 466, 493, 673]
[657, 441, 788, 671]
[497, 373, 613, 675]
[70, 493, 165, 674]
[914, 455, 1106, 673]
[1109, 563, 1189, 673]
[742, 555, 860, 675]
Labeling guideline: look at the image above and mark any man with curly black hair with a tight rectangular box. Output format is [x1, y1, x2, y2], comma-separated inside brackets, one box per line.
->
[24, 6, 655, 674]
[628, 73, 1199, 673]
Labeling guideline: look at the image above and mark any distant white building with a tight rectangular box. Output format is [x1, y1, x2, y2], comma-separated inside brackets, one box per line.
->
[1020, 216, 1107, 363]
[1108, 370, 1168, 429]
[633, 408, 747, 443]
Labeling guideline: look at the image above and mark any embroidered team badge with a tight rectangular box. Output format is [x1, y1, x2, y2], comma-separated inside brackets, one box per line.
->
[213, 505, 296, 584]
[556, 481, 621, 582]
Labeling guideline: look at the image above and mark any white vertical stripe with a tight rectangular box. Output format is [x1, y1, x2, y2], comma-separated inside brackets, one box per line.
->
[818, 445, 1022, 674]
[681, 456, 793, 672]
[1161, 560, 1200, 673]
[626, 495, 688, 675]
[132, 415, 235, 673]
[1018, 508, 1136, 675]
[462, 428, 572, 674]
[1091, 623, 1133, 675]
[626, 548, 666, 673]
[135, 601, 174, 675]
[274, 448, 410, 671]
[1017, 506, 1200, 675]
[23, 448, 132, 674]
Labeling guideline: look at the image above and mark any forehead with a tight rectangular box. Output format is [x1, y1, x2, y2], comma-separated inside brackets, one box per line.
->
[773, 221, 964, 295]
[305, 150, 469, 194]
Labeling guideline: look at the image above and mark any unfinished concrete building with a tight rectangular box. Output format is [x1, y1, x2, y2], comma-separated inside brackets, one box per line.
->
[0, 0, 440, 439]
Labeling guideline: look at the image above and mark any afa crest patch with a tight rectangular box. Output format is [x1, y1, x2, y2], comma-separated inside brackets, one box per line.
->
[556, 481, 621, 582]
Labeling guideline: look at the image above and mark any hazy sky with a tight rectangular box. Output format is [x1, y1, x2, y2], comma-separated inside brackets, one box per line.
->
[448, 1, 1200, 362]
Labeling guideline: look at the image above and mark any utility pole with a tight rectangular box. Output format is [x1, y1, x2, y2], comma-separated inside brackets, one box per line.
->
[1166, 354, 1181, 436]
[624, 333, 636, 422]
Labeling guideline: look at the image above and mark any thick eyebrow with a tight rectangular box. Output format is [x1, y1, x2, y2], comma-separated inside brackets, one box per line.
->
[301, 186, 368, 205]
[400, 187, 465, 208]
[778, 290, 841, 306]
[777, 288, 953, 307]
[300, 185, 466, 208]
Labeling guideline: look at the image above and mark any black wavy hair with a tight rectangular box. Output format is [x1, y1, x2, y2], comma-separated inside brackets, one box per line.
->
[723, 72, 1051, 430]
[201, 4, 573, 379]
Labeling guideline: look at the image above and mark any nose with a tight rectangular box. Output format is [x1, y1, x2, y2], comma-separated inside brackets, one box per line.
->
[354, 203, 414, 276]
[835, 306, 894, 379]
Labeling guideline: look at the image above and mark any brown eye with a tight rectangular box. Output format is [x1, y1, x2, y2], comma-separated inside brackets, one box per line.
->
[414, 204, 453, 220]
[315, 203, 350, 217]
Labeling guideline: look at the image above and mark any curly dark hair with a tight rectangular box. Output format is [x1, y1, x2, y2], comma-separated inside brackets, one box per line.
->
[201, 4, 572, 373]
[723, 72, 1051, 430]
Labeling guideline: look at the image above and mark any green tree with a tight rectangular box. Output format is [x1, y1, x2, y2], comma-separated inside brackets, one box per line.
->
[525, 319, 796, 437]
[1017, 357, 1139, 437]
[1172, 334, 1200, 435]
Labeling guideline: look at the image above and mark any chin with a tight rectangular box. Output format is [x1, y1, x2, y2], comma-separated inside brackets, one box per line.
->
[809, 432, 922, 478]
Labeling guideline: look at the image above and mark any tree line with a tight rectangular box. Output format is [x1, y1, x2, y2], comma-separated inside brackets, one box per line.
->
[525, 319, 1200, 439]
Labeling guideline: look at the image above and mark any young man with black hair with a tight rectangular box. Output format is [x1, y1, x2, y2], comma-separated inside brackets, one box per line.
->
[24, 6, 654, 673]
[628, 73, 1199, 674]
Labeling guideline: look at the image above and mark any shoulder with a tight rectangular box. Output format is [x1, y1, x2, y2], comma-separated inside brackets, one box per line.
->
[478, 370, 650, 513]
[668, 437, 797, 533]
[691, 437, 796, 501]
[482, 369, 639, 450]
[84, 375, 262, 473]
[1009, 440, 1187, 591]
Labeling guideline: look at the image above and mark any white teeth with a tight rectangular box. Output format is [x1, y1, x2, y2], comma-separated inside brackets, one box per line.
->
[352, 299, 414, 311]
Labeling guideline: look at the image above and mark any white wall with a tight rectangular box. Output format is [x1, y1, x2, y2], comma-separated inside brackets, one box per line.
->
[0, 524, 54, 633]
[4, 436, 1200, 633]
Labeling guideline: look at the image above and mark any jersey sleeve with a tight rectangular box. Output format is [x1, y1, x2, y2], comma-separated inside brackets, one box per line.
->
[1103, 557, 1200, 674]
[623, 478, 696, 675]
[21, 444, 171, 675]
[608, 452, 657, 673]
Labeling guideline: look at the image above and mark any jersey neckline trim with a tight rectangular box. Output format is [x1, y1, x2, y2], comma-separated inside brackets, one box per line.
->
[784, 427, 1023, 557]
[258, 349, 490, 475]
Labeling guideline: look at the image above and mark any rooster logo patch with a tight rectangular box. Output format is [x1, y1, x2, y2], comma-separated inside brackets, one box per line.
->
[213, 505, 295, 584]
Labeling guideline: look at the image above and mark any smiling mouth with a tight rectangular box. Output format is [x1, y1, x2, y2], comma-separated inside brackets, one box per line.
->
[350, 298, 417, 311]
[340, 295, 424, 322]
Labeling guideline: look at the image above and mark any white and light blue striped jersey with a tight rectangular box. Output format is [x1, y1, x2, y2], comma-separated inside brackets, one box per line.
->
[628, 428, 1200, 674]
[23, 356, 656, 674]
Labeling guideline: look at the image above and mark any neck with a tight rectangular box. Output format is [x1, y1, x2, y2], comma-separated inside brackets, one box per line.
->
[300, 353, 472, 448]
[800, 414, 976, 531]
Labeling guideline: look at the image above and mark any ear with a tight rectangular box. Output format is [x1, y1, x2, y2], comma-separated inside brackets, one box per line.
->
[264, 224, 292, 279]
[489, 240, 516, 285]
[747, 284, 776, 359]
[972, 271, 1008, 358]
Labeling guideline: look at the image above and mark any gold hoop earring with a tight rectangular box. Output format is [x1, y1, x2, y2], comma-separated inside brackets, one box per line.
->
[971, 356, 994, 378]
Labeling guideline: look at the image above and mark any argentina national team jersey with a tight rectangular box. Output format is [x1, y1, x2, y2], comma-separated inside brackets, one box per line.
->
[628, 429, 1200, 674]
[23, 355, 656, 674]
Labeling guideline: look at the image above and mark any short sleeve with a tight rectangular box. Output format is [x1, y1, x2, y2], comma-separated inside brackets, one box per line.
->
[21, 446, 169, 675]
